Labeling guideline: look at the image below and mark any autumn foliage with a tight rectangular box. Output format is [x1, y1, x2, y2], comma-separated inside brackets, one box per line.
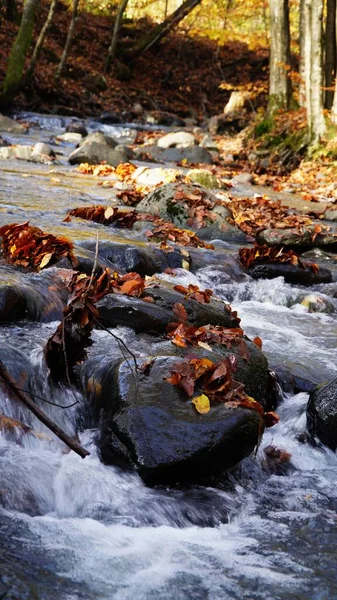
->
[0, 222, 76, 270]
[239, 244, 319, 273]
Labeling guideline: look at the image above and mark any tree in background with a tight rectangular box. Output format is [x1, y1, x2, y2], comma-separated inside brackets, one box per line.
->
[268, 0, 292, 112]
[0, 0, 40, 105]
[303, 0, 326, 143]
[55, 0, 80, 81]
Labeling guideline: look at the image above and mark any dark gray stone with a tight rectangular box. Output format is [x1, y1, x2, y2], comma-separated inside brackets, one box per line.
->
[98, 355, 264, 483]
[307, 376, 337, 450]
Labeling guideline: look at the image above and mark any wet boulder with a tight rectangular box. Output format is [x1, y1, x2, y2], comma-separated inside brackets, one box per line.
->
[0, 267, 68, 323]
[97, 280, 240, 333]
[256, 224, 337, 250]
[136, 182, 245, 241]
[307, 376, 337, 450]
[134, 145, 213, 165]
[98, 356, 264, 484]
[246, 262, 332, 286]
[80, 240, 185, 277]
[68, 132, 129, 166]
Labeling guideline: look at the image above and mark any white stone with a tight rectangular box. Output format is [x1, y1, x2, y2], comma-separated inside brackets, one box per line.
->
[157, 131, 195, 149]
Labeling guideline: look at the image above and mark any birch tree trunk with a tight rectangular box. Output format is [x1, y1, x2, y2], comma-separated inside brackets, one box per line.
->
[55, 0, 79, 81]
[304, 0, 326, 143]
[104, 0, 129, 73]
[325, 0, 336, 109]
[268, 0, 291, 112]
[0, 0, 40, 105]
[25, 0, 58, 84]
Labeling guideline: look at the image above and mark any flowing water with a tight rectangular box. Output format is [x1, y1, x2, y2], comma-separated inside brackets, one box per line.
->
[0, 114, 337, 600]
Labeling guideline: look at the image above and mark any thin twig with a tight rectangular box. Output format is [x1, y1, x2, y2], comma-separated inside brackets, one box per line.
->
[0, 381, 79, 409]
[92, 316, 138, 373]
[0, 361, 89, 458]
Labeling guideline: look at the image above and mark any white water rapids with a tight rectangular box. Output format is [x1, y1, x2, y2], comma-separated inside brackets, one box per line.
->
[1, 272, 337, 600]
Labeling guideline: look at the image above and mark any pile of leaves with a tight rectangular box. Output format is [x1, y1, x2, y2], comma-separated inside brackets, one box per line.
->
[227, 194, 313, 236]
[66, 204, 213, 249]
[77, 163, 116, 176]
[173, 283, 215, 305]
[45, 267, 147, 378]
[170, 187, 222, 230]
[238, 244, 319, 273]
[167, 322, 249, 357]
[145, 222, 214, 249]
[0, 222, 76, 270]
[45, 269, 112, 378]
[166, 356, 278, 426]
[116, 189, 145, 206]
[66, 205, 138, 228]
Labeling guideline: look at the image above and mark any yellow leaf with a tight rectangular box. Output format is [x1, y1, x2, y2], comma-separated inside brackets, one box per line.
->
[197, 341, 213, 352]
[39, 252, 53, 270]
[104, 207, 114, 219]
[192, 394, 210, 414]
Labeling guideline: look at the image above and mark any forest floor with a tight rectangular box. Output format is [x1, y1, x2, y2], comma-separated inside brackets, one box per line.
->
[0, 2, 268, 119]
[1, 3, 337, 205]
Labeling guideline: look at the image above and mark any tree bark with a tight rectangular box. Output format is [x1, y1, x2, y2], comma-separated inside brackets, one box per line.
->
[268, 0, 292, 112]
[299, 0, 306, 106]
[304, 0, 326, 143]
[126, 0, 202, 60]
[104, 0, 129, 73]
[55, 0, 80, 81]
[25, 0, 58, 84]
[325, 0, 336, 109]
[0, 0, 40, 106]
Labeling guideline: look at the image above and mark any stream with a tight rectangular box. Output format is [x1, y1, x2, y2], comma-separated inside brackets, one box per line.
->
[0, 113, 337, 600]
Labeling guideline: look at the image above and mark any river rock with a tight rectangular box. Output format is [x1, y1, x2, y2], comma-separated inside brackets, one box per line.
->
[80, 240, 185, 276]
[57, 132, 83, 144]
[136, 182, 233, 234]
[0, 145, 33, 160]
[0, 114, 26, 133]
[131, 166, 183, 186]
[157, 131, 195, 149]
[256, 224, 337, 249]
[134, 145, 213, 165]
[31, 142, 56, 163]
[0, 268, 68, 323]
[97, 355, 264, 483]
[97, 281, 240, 334]
[65, 121, 88, 137]
[186, 169, 219, 189]
[307, 376, 337, 450]
[146, 111, 186, 127]
[97, 279, 240, 333]
[0, 135, 10, 147]
[324, 209, 337, 222]
[68, 132, 128, 166]
[246, 262, 332, 286]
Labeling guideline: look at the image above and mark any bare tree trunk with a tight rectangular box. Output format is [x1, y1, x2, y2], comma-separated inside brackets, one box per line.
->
[304, 0, 326, 143]
[104, 0, 129, 73]
[25, 0, 58, 84]
[325, 0, 336, 109]
[4, 0, 19, 23]
[0, 0, 40, 106]
[126, 0, 202, 60]
[332, 72, 337, 122]
[268, 0, 292, 112]
[299, 0, 306, 106]
[55, 0, 79, 81]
